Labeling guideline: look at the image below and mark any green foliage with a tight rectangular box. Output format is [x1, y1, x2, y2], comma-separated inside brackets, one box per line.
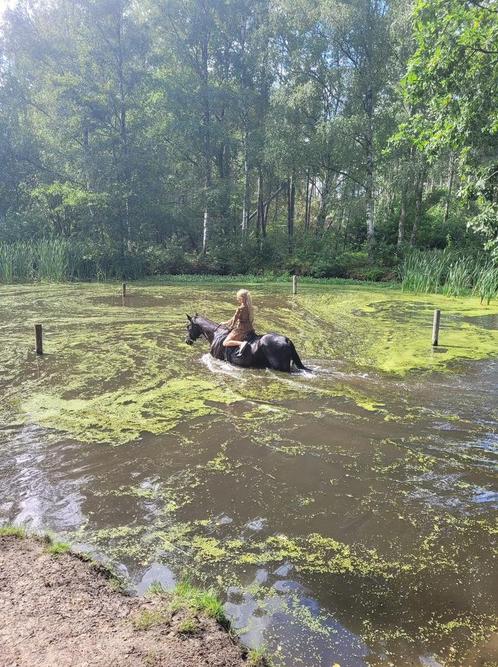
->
[46, 541, 72, 556]
[0, 240, 69, 282]
[132, 609, 170, 631]
[401, 249, 498, 301]
[172, 581, 228, 628]
[146, 581, 168, 596]
[0, 0, 494, 278]
[0, 525, 27, 539]
[247, 646, 272, 666]
[401, 0, 498, 255]
[177, 616, 199, 635]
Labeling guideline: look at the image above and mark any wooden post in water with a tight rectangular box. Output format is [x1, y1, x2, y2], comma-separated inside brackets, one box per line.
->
[35, 324, 43, 355]
[432, 309, 441, 346]
[292, 275, 297, 295]
[122, 282, 127, 298]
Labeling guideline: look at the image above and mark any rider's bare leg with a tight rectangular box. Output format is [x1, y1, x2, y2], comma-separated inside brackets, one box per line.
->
[223, 339, 243, 348]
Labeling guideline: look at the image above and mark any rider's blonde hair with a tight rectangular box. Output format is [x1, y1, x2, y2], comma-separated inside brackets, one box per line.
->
[237, 288, 254, 325]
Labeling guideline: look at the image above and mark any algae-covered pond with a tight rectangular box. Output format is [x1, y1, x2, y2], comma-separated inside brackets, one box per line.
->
[1, 281, 497, 666]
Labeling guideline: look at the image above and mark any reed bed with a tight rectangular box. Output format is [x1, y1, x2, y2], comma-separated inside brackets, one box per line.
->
[1, 240, 497, 303]
[401, 249, 498, 301]
[0, 239, 147, 283]
[0, 240, 70, 283]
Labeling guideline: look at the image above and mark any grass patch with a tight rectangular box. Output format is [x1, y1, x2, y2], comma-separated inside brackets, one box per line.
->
[132, 609, 170, 631]
[46, 541, 71, 556]
[401, 249, 497, 301]
[0, 525, 27, 539]
[146, 581, 168, 596]
[247, 646, 272, 666]
[172, 581, 228, 628]
[177, 615, 199, 635]
[141, 273, 393, 287]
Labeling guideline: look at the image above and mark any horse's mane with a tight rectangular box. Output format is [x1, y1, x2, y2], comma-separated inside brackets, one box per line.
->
[194, 314, 221, 327]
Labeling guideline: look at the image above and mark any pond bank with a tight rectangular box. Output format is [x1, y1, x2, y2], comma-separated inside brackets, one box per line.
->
[0, 531, 259, 667]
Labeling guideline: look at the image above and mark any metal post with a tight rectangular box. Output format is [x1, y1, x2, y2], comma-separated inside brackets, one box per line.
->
[292, 275, 297, 295]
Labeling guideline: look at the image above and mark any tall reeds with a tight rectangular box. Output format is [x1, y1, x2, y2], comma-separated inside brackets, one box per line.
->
[401, 249, 498, 301]
[0, 239, 146, 283]
[0, 239, 69, 283]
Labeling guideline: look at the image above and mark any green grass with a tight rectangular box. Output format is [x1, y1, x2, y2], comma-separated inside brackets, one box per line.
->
[247, 646, 272, 666]
[401, 249, 497, 301]
[45, 541, 72, 556]
[171, 581, 228, 628]
[132, 609, 170, 631]
[146, 581, 168, 596]
[177, 615, 199, 635]
[0, 240, 70, 283]
[0, 525, 27, 538]
[141, 273, 395, 287]
[37, 239, 69, 282]
[474, 263, 498, 304]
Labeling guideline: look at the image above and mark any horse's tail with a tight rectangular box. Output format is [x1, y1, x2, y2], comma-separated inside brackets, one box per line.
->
[287, 339, 308, 371]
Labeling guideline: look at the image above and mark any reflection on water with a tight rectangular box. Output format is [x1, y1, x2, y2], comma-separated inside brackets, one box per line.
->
[1, 282, 497, 667]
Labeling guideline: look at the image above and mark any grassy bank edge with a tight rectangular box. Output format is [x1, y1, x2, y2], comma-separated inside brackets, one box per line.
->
[0, 525, 271, 667]
[2, 272, 495, 303]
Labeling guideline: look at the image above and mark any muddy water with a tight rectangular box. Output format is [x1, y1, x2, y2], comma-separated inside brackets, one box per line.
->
[1, 282, 497, 667]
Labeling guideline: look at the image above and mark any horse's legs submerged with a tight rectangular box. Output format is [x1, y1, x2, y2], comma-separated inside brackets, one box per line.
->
[263, 343, 292, 372]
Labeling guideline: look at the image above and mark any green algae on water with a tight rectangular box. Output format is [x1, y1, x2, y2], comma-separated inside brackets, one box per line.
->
[295, 288, 498, 375]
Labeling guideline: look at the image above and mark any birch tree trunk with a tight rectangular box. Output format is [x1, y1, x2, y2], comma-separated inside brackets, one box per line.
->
[365, 85, 375, 248]
[410, 167, 426, 246]
[116, 6, 131, 253]
[397, 183, 407, 248]
[241, 126, 249, 234]
[304, 168, 311, 231]
[287, 173, 295, 251]
[200, 0, 211, 254]
[443, 153, 455, 225]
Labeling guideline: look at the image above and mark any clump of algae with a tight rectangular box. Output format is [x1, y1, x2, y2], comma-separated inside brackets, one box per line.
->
[23, 377, 238, 445]
[295, 287, 498, 375]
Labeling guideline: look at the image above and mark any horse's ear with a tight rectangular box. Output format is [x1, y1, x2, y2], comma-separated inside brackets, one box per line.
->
[186, 314, 192, 322]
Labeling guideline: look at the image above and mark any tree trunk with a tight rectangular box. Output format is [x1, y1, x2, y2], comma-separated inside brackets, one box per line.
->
[287, 174, 295, 251]
[443, 153, 455, 225]
[365, 85, 375, 249]
[304, 169, 311, 231]
[241, 126, 249, 234]
[316, 173, 330, 231]
[410, 167, 425, 246]
[200, 2, 211, 254]
[397, 184, 407, 248]
[262, 201, 269, 237]
[116, 8, 131, 253]
[256, 169, 263, 240]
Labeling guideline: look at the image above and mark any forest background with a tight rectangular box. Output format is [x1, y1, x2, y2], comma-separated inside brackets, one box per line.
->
[0, 0, 497, 288]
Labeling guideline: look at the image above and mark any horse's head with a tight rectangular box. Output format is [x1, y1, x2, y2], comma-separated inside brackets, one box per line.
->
[185, 314, 202, 345]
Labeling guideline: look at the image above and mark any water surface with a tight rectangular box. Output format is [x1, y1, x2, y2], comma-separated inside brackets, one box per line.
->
[1, 282, 497, 666]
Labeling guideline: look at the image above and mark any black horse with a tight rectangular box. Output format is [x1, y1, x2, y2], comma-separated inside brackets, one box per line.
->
[185, 314, 307, 372]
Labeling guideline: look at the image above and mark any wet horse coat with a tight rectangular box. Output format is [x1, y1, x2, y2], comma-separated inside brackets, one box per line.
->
[185, 315, 307, 373]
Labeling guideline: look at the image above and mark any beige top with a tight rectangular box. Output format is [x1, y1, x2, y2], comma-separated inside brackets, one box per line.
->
[227, 304, 254, 334]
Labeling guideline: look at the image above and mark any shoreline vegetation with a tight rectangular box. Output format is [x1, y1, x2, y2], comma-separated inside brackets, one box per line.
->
[0, 526, 269, 667]
[0, 240, 496, 302]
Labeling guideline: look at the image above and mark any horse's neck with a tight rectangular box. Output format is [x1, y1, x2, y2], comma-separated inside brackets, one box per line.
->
[196, 317, 220, 343]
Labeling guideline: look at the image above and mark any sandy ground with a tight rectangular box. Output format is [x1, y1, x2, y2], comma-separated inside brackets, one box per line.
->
[0, 536, 249, 666]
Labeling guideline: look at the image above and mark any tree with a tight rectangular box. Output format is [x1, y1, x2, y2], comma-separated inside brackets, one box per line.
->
[401, 0, 498, 257]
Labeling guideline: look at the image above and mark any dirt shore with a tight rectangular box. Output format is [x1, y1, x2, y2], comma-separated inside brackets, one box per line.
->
[0, 534, 250, 667]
